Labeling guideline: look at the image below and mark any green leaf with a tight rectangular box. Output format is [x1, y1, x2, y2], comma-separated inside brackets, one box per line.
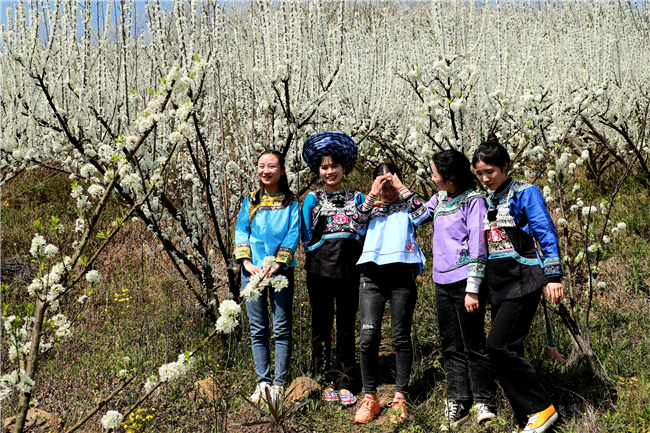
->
[148, 87, 154, 95]
[33, 220, 42, 230]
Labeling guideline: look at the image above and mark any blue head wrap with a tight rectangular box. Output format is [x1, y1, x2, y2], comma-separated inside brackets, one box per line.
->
[302, 132, 358, 175]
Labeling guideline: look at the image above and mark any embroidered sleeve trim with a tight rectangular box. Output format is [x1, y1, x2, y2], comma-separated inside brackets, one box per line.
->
[360, 195, 376, 212]
[410, 205, 428, 219]
[234, 243, 252, 261]
[467, 258, 487, 278]
[351, 211, 368, 230]
[398, 187, 411, 199]
[405, 192, 424, 214]
[276, 247, 294, 265]
[543, 257, 563, 277]
[543, 257, 561, 266]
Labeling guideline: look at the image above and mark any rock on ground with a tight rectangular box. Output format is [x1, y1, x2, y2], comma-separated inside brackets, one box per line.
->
[2, 409, 61, 433]
[285, 376, 321, 402]
[191, 376, 219, 400]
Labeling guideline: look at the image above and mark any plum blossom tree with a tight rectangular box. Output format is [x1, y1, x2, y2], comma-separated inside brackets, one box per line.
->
[2, 0, 650, 430]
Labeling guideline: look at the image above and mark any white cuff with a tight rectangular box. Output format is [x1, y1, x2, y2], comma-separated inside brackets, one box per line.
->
[465, 276, 482, 294]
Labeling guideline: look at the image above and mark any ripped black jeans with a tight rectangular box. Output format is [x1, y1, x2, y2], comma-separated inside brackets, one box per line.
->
[358, 263, 418, 395]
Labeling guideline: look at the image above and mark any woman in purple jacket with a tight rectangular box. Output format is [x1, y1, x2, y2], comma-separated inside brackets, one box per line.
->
[425, 149, 498, 431]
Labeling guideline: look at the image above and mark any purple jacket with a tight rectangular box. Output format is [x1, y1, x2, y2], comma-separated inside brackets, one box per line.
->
[425, 189, 488, 291]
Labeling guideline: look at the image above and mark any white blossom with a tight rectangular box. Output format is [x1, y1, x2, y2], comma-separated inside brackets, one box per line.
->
[581, 206, 597, 216]
[101, 411, 123, 431]
[574, 251, 585, 264]
[218, 300, 241, 317]
[87, 184, 105, 198]
[262, 256, 277, 270]
[158, 353, 195, 382]
[270, 275, 289, 292]
[29, 235, 46, 257]
[216, 315, 239, 333]
[144, 376, 158, 393]
[43, 244, 59, 258]
[75, 218, 85, 234]
[85, 270, 101, 284]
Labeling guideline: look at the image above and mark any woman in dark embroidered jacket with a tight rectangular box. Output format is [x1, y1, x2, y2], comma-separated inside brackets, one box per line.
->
[473, 135, 564, 433]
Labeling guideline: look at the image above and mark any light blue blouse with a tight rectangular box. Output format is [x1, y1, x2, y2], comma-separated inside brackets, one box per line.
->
[234, 191, 300, 268]
[351, 190, 430, 276]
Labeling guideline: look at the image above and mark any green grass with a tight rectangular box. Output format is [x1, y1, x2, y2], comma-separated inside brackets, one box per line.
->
[1, 167, 650, 432]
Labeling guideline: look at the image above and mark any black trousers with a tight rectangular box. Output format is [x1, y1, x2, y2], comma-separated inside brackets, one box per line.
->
[307, 272, 359, 391]
[359, 263, 418, 395]
[436, 280, 497, 405]
[487, 288, 551, 426]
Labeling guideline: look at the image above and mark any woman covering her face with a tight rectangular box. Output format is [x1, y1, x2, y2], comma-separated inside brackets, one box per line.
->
[350, 163, 430, 425]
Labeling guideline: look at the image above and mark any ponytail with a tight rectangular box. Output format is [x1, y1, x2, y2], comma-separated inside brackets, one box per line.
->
[471, 134, 510, 170]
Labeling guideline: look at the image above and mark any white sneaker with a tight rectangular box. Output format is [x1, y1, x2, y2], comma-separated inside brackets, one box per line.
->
[472, 402, 497, 423]
[250, 382, 271, 404]
[270, 384, 284, 406]
[440, 400, 470, 431]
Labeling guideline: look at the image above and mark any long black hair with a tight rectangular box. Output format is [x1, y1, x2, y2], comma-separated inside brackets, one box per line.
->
[252, 149, 294, 207]
[373, 162, 402, 179]
[471, 134, 510, 170]
[432, 149, 478, 191]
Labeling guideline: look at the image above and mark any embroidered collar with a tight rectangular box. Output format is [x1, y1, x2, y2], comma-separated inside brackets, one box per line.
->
[325, 188, 345, 195]
[434, 188, 484, 219]
[371, 198, 407, 217]
[490, 178, 514, 200]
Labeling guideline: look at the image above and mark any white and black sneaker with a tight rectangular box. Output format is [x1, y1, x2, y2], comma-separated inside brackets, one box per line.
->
[472, 402, 497, 423]
[440, 400, 470, 431]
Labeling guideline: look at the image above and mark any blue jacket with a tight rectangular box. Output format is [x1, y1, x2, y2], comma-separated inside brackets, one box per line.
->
[234, 191, 300, 268]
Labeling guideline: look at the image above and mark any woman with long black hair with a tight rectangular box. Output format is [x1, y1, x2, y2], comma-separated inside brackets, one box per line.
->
[473, 136, 563, 433]
[425, 149, 498, 430]
[234, 149, 300, 405]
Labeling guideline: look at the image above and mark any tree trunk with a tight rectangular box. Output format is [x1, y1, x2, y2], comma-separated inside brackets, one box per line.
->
[556, 304, 615, 391]
[13, 299, 47, 433]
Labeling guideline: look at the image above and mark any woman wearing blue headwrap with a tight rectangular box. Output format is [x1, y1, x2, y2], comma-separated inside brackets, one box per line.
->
[301, 132, 363, 405]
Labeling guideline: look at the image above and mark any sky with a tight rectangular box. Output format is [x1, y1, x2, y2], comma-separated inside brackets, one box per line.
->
[0, 1, 173, 30]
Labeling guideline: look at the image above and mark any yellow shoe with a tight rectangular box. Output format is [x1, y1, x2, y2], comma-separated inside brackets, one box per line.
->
[354, 396, 381, 424]
[522, 404, 558, 432]
[388, 398, 408, 424]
